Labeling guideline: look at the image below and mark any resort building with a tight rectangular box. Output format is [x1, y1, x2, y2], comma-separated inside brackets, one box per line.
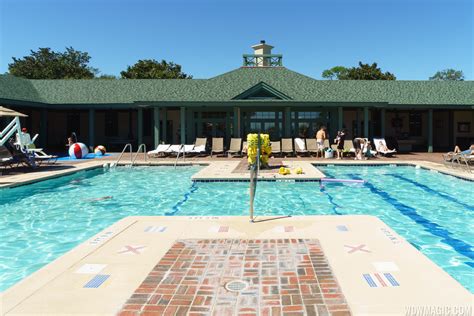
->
[1, 41, 473, 152]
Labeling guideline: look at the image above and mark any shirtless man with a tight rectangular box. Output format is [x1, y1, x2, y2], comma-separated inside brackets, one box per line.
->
[315, 126, 327, 158]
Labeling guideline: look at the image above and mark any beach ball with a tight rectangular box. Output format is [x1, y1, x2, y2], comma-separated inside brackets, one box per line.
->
[94, 145, 106, 156]
[69, 142, 89, 159]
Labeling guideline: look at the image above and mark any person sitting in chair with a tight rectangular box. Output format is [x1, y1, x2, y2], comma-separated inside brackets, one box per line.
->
[454, 144, 474, 155]
[377, 140, 395, 152]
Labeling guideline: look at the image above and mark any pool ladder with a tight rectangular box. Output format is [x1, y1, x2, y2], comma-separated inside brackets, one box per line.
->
[113, 143, 147, 167]
[174, 144, 185, 169]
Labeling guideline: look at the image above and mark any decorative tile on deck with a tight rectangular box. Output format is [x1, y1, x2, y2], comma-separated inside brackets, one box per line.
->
[118, 239, 350, 316]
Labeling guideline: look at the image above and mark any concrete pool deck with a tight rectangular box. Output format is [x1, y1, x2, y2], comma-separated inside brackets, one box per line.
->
[1, 216, 472, 315]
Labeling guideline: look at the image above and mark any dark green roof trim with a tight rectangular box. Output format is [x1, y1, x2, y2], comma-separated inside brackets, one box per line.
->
[1, 67, 473, 107]
[232, 81, 292, 100]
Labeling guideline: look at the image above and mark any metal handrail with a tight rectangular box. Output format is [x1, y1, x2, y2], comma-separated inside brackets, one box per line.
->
[131, 143, 147, 166]
[115, 143, 132, 166]
[174, 144, 184, 169]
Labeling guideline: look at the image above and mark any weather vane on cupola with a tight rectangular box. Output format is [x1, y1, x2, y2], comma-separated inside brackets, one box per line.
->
[242, 40, 283, 67]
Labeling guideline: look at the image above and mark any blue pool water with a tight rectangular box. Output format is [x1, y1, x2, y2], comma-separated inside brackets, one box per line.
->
[0, 165, 473, 292]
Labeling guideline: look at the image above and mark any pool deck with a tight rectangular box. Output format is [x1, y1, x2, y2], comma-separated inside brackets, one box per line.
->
[1, 216, 472, 315]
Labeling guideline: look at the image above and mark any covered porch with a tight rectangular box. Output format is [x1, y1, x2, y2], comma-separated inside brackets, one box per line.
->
[8, 104, 474, 153]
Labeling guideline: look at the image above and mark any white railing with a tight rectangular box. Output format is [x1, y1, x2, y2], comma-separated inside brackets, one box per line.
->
[131, 144, 147, 166]
[174, 144, 185, 169]
[114, 143, 132, 166]
[0, 117, 21, 146]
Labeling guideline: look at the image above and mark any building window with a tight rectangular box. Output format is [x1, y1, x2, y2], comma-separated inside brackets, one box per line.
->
[250, 112, 276, 119]
[409, 112, 422, 137]
[105, 111, 118, 137]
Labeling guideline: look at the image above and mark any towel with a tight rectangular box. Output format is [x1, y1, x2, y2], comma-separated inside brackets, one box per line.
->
[294, 138, 305, 150]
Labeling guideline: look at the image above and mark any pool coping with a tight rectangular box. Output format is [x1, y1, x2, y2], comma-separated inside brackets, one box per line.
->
[1, 215, 472, 315]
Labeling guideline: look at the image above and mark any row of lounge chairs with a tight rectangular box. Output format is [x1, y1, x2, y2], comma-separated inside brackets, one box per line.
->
[147, 137, 396, 158]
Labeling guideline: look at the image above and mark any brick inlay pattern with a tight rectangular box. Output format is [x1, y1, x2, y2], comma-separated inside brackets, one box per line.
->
[118, 239, 351, 316]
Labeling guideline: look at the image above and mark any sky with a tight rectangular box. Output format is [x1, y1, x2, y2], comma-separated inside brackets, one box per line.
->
[0, 0, 472, 80]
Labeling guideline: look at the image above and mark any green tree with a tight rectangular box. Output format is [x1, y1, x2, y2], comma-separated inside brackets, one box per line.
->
[429, 69, 464, 81]
[342, 62, 396, 80]
[120, 59, 192, 79]
[322, 62, 395, 80]
[8, 47, 98, 79]
[321, 66, 349, 80]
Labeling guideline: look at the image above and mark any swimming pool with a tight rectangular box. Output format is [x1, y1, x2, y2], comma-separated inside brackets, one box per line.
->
[0, 165, 472, 292]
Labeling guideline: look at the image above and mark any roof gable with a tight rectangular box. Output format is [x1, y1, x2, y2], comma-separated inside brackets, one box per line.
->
[232, 81, 292, 100]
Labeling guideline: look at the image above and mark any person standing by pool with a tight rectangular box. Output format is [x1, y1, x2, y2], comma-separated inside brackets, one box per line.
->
[353, 137, 366, 160]
[315, 126, 327, 158]
[335, 129, 346, 159]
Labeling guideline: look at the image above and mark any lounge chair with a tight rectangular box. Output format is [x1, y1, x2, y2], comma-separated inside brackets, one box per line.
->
[147, 144, 170, 157]
[211, 138, 224, 157]
[195, 137, 207, 148]
[271, 141, 281, 157]
[15, 132, 57, 162]
[242, 141, 248, 155]
[166, 144, 183, 156]
[281, 138, 294, 157]
[343, 140, 354, 157]
[457, 152, 474, 173]
[373, 138, 396, 156]
[181, 144, 195, 156]
[448, 150, 474, 173]
[350, 138, 377, 157]
[0, 146, 14, 170]
[227, 138, 242, 157]
[306, 139, 319, 156]
[294, 138, 309, 156]
[4, 141, 36, 168]
[189, 138, 207, 156]
[442, 152, 457, 168]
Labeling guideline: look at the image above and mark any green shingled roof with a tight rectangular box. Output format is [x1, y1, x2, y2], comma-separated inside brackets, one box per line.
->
[0, 67, 473, 106]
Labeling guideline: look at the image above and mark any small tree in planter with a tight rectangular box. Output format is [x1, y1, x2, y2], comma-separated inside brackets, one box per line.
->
[247, 133, 272, 169]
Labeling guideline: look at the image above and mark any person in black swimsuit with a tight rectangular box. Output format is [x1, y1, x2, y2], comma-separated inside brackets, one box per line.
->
[335, 129, 346, 159]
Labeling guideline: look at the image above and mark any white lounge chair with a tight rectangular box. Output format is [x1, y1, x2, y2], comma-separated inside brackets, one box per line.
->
[166, 144, 183, 155]
[181, 144, 195, 156]
[190, 145, 206, 155]
[373, 138, 396, 156]
[147, 144, 170, 157]
[15, 132, 57, 162]
[294, 138, 308, 156]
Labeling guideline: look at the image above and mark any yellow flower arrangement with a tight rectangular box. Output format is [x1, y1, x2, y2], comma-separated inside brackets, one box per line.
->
[247, 133, 272, 167]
